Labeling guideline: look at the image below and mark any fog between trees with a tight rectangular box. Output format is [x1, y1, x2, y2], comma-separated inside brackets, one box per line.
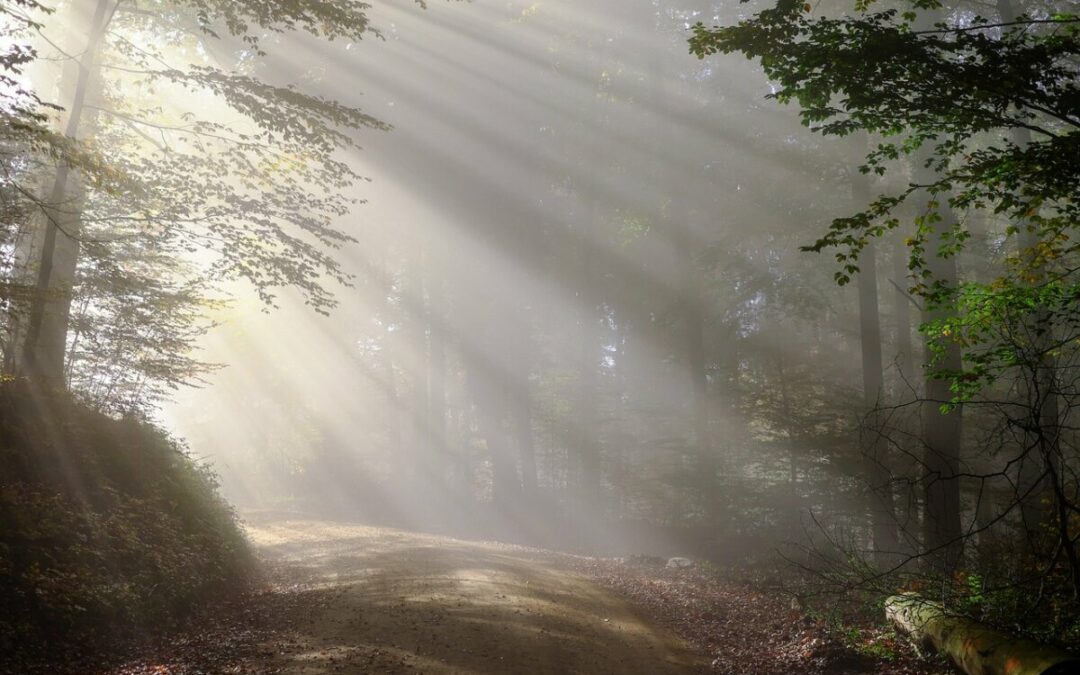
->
[164, 0, 867, 553]
[4, 0, 1080, 666]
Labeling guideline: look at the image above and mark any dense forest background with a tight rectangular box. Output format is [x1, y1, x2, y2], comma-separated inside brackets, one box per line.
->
[2, 0, 1079, 670]
[169, 0, 882, 551]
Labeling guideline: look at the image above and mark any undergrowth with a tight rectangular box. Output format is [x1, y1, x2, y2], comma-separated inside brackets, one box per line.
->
[0, 383, 251, 667]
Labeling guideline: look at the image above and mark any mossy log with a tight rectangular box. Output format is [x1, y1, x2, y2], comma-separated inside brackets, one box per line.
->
[886, 592, 1080, 675]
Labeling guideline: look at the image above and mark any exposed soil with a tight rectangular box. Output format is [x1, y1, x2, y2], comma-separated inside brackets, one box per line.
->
[105, 517, 706, 674]
[85, 518, 949, 675]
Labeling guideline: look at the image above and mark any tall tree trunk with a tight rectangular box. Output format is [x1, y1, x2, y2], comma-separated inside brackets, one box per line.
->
[919, 205, 964, 574]
[378, 248, 408, 489]
[851, 146, 900, 564]
[891, 233, 921, 549]
[892, 236, 915, 395]
[574, 209, 602, 517]
[904, 7, 964, 577]
[20, 0, 112, 386]
[515, 386, 538, 500]
[473, 368, 520, 509]
[774, 356, 803, 528]
[568, 36, 617, 519]
[674, 216, 717, 535]
[409, 257, 430, 499]
[858, 239, 900, 563]
[995, 0, 1060, 543]
[383, 351, 405, 487]
[427, 269, 448, 491]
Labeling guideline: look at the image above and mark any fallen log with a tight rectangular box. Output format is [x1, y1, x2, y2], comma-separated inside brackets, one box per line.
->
[886, 592, 1080, 675]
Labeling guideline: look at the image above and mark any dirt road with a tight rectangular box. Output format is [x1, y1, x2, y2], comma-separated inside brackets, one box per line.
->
[245, 518, 706, 675]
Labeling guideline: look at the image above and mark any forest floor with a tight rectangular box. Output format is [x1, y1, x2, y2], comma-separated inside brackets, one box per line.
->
[93, 517, 948, 675]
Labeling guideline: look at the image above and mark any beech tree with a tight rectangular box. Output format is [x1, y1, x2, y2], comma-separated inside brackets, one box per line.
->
[4, 0, 406, 405]
[691, 0, 1080, 603]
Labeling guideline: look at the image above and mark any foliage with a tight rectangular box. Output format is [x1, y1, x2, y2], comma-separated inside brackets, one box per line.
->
[689, 1, 1079, 275]
[0, 0, 430, 413]
[65, 232, 226, 415]
[574, 556, 941, 674]
[923, 273, 1080, 408]
[0, 385, 251, 658]
[689, 0, 1079, 396]
[689, 0, 1080, 646]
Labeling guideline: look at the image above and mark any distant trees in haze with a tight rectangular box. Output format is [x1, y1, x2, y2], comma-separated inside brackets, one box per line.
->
[215, 0, 891, 555]
[215, 0, 1080, 645]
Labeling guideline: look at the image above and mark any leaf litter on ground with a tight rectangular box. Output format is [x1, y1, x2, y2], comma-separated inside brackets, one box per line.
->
[569, 556, 952, 675]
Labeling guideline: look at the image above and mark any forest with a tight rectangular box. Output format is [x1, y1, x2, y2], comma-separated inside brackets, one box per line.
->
[1, 0, 1078, 673]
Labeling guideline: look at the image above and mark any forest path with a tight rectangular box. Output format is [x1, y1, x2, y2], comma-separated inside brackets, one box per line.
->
[245, 518, 707, 675]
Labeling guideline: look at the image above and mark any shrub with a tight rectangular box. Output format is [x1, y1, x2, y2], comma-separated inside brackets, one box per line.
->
[0, 383, 251, 658]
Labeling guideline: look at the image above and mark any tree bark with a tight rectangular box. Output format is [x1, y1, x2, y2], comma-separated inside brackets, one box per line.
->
[574, 212, 602, 515]
[406, 242, 430, 495]
[858, 240, 900, 563]
[892, 235, 915, 397]
[514, 385, 538, 500]
[886, 593, 1079, 675]
[675, 218, 717, 532]
[905, 98, 963, 572]
[21, 0, 112, 386]
[851, 144, 900, 564]
[919, 226, 964, 572]
[473, 369, 520, 509]
[995, 0, 1060, 545]
[427, 269, 448, 490]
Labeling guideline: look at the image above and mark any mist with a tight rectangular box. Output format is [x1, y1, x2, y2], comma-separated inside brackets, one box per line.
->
[4, 0, 1078, 673]
[160, 0, 857, 555]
